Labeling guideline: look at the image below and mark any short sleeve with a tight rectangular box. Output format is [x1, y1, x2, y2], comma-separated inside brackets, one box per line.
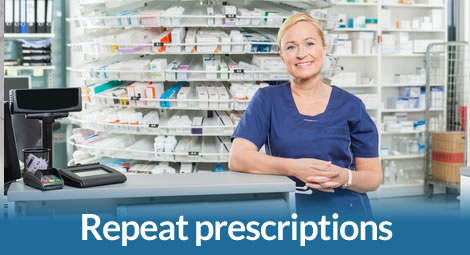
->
[350, 102, 379, 158]
[231, 88, 271, 149]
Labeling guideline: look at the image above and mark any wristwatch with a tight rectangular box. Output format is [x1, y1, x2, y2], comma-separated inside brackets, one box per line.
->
[341, 169, 352, 189]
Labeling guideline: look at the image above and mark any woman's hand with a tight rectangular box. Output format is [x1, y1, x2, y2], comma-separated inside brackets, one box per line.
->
[306, 164, 349, 192]
[290, 158, 340, 191]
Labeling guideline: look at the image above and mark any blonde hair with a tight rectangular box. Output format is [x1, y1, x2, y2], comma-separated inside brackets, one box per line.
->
[277, 13, 326, 48]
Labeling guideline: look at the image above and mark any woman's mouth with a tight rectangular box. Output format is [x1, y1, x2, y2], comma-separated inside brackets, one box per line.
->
[295, 61, 313, 67]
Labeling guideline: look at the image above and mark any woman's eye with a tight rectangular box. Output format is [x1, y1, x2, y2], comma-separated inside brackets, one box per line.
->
[287, 45, 295, 50]
[307, 42, 315, 46]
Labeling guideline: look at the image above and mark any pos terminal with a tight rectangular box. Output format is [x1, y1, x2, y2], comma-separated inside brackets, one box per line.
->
[9, 88, 127, 191]
[9, 88, 82, 191]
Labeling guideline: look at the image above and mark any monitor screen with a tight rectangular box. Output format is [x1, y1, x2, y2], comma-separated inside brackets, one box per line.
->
[10, 88, 82, 114]
[16, 89, 80, 111]
[4, 102, 22, 184]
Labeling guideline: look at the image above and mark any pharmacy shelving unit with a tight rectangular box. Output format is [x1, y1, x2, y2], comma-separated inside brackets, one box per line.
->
[4, 33, 56, 87]
[4, 33, 56, 39]
[326, 0, 447, 198]
[66, 0, 339, 174]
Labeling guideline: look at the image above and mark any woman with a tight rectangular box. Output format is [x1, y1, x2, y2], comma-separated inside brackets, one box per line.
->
[229, 13, 382, 218]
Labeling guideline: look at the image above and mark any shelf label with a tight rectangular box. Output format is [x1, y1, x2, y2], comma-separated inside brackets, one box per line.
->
[148, 124, 159, 128]
[188, 151, 199, 156]
[154, 42, 164, 47]
[225, 14, 236, 19]
[233, 69, 244, 73]
[130, 96, 141, 101]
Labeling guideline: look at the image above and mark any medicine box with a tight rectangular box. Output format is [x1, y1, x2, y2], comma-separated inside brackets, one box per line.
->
[150, 59, 167, 81]
[140, 10, 161, 26]
[223, 6, 237, 25]
[399, 86, 421, 98]
[145, 83, 164, 107]
[177, 86, 190, 108]
[216, 85, 230, 110]
[207, 7, 214, 25]
[196, 85, 209, 109]
[207, 86, 219, 109]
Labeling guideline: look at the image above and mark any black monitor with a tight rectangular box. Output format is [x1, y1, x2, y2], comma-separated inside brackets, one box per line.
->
[10, 88, 82, 114]
[4, 102, 22, 185]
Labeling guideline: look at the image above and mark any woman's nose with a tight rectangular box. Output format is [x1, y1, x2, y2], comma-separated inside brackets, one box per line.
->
[296, 45, 307, 58]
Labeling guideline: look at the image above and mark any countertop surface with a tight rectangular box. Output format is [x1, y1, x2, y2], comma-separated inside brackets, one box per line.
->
[7, 172, 296, 202]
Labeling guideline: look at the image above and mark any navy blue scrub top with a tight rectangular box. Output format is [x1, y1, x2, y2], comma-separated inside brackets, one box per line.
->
[232, 83, 379, 218]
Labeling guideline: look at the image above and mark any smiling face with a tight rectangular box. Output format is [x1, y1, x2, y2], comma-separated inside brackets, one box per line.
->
[279, 21, 327, 81]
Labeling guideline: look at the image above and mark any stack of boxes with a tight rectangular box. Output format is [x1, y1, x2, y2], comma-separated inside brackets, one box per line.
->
[350, 32, 375, 55]
[395, 32, 412, 55]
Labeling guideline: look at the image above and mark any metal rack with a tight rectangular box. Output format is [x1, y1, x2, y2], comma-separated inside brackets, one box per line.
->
[424, 41, 469, 196]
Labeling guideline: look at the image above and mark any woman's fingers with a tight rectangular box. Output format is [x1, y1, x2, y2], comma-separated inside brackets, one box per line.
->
[309, 168, 340, 178]
[306, 183, 335, 193]
[307, 176, 329, 183]
[319, 181, 340, 189]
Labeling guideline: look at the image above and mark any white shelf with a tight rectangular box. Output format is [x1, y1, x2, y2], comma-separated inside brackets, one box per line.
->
[69, 116, 236, 136]
[381, 108, 444, 112]
[67, 10, 337, 30]
[336, 84, 378, 88]
[381, 83, 424, 87]
[332, 54, 377, 57]
[381, 3, 445, 8]
[67, 67, 290, 82]
[334, 28, 378, 32]
[382, 84, 445, 87]
[382, 54, 425, 57]
[4, 33, 55, 39]
[75, 51, 279, 56]
[83, 97, 250, 111]
[382, 28, 445, 33]
[381, 154, 425, 160]
[69, 140, 230, 163]
[82, 24, 284, 29]
[381, 130, 424, 135]
[369, 181, 425, 199]
[334, 2, 378, 7]
[4, 65, 55, 70]
[68, 41, 279, 56]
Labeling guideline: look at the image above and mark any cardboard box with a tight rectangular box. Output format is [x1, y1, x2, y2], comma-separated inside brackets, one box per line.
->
[431, 132, 465, 183]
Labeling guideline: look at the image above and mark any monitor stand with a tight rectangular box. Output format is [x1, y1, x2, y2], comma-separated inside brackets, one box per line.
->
[25, 112, 69, 168]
